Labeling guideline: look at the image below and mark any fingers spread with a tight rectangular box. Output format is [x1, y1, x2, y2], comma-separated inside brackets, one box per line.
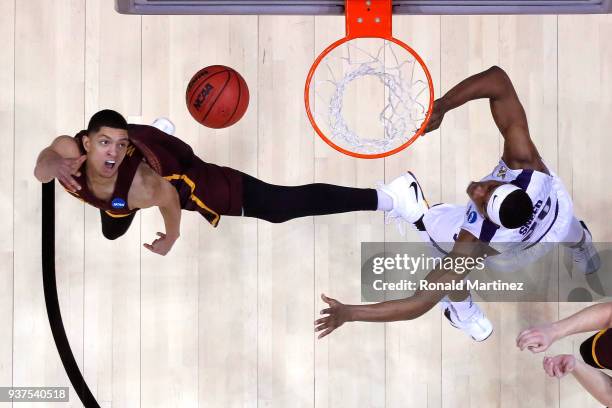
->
[318, 327, 334, 339]
[314, 317, 328, 325]
[315, 323, 328, 332]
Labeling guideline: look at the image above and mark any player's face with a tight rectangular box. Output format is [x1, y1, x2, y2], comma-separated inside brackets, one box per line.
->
[82, 126, 130, 178]
[467, 180, 506, 218]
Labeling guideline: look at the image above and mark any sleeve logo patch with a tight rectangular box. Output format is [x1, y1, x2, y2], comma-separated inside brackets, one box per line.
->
[111, 198, 126, 209]
[467, 210, 477, 224]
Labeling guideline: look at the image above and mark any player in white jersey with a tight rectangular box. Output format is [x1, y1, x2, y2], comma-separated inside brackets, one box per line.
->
[315, 66, 601, 342]
[422, 159, 572, 268]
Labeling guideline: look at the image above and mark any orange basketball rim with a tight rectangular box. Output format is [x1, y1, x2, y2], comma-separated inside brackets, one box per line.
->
[304, 0, 434, 159]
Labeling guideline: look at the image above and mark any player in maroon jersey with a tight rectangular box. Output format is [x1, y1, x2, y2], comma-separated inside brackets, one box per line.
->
[34, 110, 397, 255]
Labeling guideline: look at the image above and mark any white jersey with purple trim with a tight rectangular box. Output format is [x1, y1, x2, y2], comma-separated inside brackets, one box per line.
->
[460, 160, 572, 253]
[422, 159, 574, 259]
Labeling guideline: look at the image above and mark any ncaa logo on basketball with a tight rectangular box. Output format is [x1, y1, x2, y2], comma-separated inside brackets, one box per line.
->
[193, 83, 214, 110]
[111, 198, 126, 209]
[467, 211, 477, 224]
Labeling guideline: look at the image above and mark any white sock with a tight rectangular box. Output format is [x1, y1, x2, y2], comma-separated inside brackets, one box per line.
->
[562, 217, 585, 246]
[448, 294, 476, 321]
[376, 188, 393, 211]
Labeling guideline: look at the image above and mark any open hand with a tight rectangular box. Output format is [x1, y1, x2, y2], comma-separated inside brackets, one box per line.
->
[54, 155, 87, 192]
[143, 232, 177, 256]
[424, 98, 447, 133]
[543, 355, 576, 378]
[516, 324, 558, 353]
[315, 294, 350, 339]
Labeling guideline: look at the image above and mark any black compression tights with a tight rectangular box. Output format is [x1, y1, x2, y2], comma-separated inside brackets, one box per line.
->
[241, 174, 378, 223]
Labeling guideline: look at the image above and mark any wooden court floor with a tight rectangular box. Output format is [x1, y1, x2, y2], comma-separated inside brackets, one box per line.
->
[1, 1, 611, 407]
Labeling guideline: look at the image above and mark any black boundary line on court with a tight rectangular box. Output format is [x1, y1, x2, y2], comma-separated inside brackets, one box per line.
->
[42, 181, 100, 408]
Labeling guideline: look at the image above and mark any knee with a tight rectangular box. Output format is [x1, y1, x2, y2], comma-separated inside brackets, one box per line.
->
[261, 215, 289, 224]
[102, 230, 124, 240]
[244, 209, 291, 224]
[102, 232, 123, 241]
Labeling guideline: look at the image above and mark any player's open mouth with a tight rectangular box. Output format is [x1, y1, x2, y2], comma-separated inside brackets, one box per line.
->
[104, 160, 116, 169]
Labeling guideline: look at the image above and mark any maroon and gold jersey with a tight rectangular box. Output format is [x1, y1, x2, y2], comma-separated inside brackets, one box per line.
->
[60, 124, 243, 226]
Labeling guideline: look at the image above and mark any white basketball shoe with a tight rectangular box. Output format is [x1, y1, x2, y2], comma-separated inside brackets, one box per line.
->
[442, 299, 493, 342]
[151, 117, 176, 136]
[379, 171, 430, 224]
[568, 221, 601, 275]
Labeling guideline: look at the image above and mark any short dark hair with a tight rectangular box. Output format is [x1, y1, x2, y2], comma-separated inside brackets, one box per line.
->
[87, 109, 128, 134]
[499, 189, 534, 229]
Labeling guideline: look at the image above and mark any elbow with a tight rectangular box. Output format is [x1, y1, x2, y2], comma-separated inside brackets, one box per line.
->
[488, 65, 508, 79]
[488, 65, 505, 74]
[485, 65, 513, 100]
[488, 65, 512, 87]
[402, 310, 426, 321]
[33, 166, 48, 183]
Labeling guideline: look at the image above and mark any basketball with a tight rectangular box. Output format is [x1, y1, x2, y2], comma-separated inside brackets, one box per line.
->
[185, 65, 250, 129]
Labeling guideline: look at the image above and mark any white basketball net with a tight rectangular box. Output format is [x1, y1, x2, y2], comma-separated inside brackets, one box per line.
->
[309, 38, 431, 155]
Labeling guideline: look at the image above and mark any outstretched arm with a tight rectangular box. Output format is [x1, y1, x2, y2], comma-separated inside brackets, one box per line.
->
[34, 136, 87, 192]
[517, 303, 612, 353]
[543, 355, 612, 406]
[425, 66, 545, 172]
[315, 230, 484, 338]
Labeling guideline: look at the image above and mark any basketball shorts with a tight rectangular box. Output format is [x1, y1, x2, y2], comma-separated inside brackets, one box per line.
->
[581, 329, 612, 370]
[165, 156, 244, 227]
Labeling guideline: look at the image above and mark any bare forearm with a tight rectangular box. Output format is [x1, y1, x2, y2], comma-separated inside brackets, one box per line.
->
[347, 294, 439, 323]
[572, 360, 612, 406]
[348, 252, 479, 323]
[159, 192, 181, 239]
[347, 265, 456, 322]
[34, 148, 62, 182]
[552, 303, 612, 341]
[439, 66, 509, 112]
